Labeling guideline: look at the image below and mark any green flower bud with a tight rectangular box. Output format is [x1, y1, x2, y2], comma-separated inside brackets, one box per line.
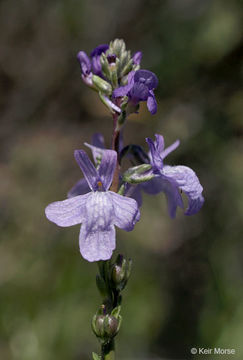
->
[121, 58, 133, 77]
[103, 315, 119, 338]
[112, 264, 126, 284]
[92, 313, 121, 340]
[92, 75, 112, 96]
[111, 255, 132, 291]
[100, 53, 111, 80]
[92, 315, 105, 338]
[123, 164, 154, 184]
[110, 39, 126, 57]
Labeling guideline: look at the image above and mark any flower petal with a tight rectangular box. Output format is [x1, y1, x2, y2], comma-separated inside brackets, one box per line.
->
[79, 192, 115, 262]
[162, 165, 204, 215]
[98, 150, 117, 191]
[92, 133, 105, 148]
[84, 143, 106, 165]
[79, 224, 115, 262]
[133, 51, 142, 65]
[141, 176, 164, 195]
[91, 56, 102, 76]
[90, 44, 109, 57]
[77, 51, 91, 75]
[134, 70, 158, 90]
[125, 183, 143, 207]
[143, 177, 183, 218]
[161, 139, 180, 159]
[74, 150, 98, 191]
[147, 91, 157, 115]
[68, 178, 90, 198]
[45, 194, 90, 227]
[146, 135, 163, 170]
[130, 83, 149, 102]
[140, 176, 182, 218]
[113, 71, 135, 97]
[90, 44, 109, 76]
[109, 191, 140, 231]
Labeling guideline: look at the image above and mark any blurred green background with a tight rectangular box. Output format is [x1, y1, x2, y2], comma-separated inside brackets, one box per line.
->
[0, 0, 243, 359]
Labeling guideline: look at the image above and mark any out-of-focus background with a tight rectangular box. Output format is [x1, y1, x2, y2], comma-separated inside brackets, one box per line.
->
[0, 0, 243, 359]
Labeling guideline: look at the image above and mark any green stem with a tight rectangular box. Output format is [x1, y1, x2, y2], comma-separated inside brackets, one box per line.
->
[102, 339, 115, 360]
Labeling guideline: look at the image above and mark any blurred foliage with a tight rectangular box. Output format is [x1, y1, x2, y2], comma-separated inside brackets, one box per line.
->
[0, 0, 243, 359]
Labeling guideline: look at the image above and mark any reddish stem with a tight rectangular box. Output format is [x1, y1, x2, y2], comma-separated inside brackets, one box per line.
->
[110, 105, 121, 192]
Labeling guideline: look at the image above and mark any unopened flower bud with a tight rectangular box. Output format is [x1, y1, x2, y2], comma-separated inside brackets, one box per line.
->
[123, 164, 154, 184]
[92, 75, 112, 95]
[92, 315, 106, 338]
[77, 51, 91, 75]
[112, 264, 126, 284]
[112, 255, 132, 291]
[121, 58, 133, 77]
[104, 315, 119, 338]
[92, 312, 121, 340]
[133, 51, 142, 65]
[111, 39, 126, 57]
[112, 255, 126, 285]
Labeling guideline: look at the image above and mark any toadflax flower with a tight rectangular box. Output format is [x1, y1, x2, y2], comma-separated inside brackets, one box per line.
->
[45, 148, 140, 262]
[126, 134, 204, 218]
[77, 44, 109, 85]
[113, 69, 158, 114]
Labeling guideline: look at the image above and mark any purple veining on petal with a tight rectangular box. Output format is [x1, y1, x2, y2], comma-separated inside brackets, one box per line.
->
[45, 193, 90, 227]
[98, 150, 117, 191]
[161, 165, 204, 216]
[79, 191, 115, 261]
[74, 150, 99, 191]
[146, 137, 164, 170]
[109, 192, 140, 231]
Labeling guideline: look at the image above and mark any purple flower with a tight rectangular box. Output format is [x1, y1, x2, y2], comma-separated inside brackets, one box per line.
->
[127, 134, 204, 218]
[113, 69, 158, 115]
[77, 44, 109, 84]
[90, 44, 109, 76]
[45, 148, 140, 262]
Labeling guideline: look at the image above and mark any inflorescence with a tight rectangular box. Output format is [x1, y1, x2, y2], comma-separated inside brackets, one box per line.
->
[44, 38, 204, 359]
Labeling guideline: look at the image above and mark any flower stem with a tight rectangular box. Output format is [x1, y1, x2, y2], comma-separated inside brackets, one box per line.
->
[110, 110, 121, 193]
[101, 339, 115, 360]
